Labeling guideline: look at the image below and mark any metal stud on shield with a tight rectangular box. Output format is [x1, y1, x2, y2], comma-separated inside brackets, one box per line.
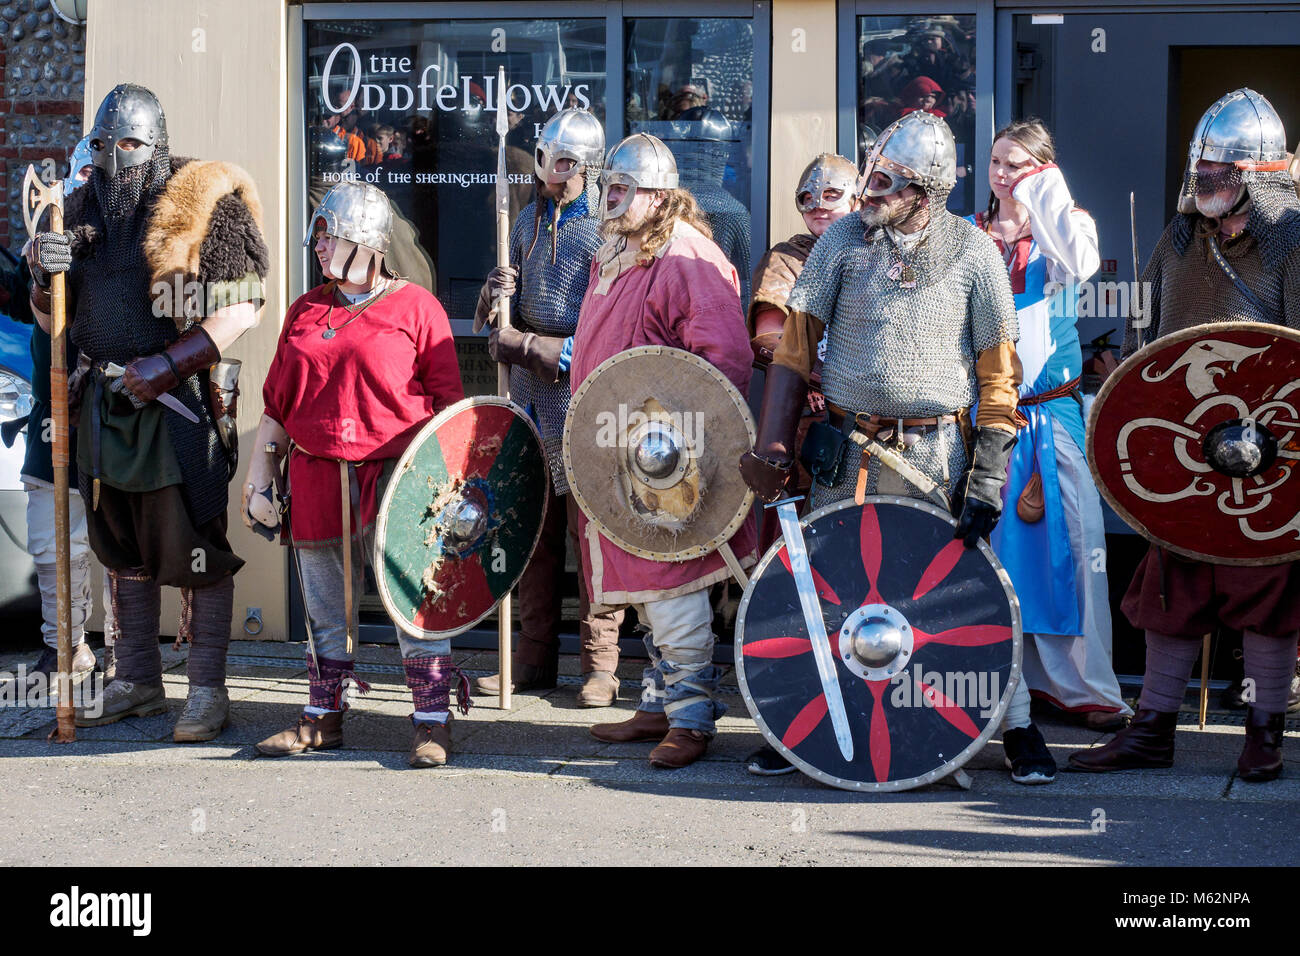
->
[735, 496, 1022, 792]
[375, 396, 549, 639]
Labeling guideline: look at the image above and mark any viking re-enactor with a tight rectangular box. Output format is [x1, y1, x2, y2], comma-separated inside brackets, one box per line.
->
[575, 133, 757, 769]
[740, 111, 1060, 785]
[473, 108, 625, 707]
[29, 84, 269, 740]
[1071, 89, 1300, 782]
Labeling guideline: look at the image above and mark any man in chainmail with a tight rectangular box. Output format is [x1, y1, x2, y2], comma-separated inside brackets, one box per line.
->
[27, 83, 269, 741]
[667, 107, 753, 306]
[472, 109, 625, 707]
[1072, 88, 1300, 783]
[739, 111, 1059, 784]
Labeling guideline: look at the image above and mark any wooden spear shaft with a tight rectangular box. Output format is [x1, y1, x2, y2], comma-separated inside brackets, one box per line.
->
[44, 191, 75, 742]
[494, 65, 513, 711]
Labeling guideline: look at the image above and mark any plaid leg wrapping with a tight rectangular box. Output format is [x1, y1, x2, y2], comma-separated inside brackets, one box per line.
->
[308, 654, 371, 711]
[404, 655, 472, 716]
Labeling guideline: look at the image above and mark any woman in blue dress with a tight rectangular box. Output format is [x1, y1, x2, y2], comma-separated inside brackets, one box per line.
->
[971, 119, 1131, 735]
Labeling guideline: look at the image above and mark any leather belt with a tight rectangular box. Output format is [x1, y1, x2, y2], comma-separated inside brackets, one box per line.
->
[825, 402, 960, 505]
[1013, 376, 1082, 427]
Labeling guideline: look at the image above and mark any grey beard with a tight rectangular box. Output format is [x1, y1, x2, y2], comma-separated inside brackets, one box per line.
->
[1195, 186, 1248, 220]
[860, 201, 902, 229]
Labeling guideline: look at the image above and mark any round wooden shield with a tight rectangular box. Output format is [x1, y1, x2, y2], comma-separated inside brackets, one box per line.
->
[375, 397, 549, 639]
[1088, 321, 1300, 565]
[563, 345, 755, 561]
[735, 496, 1022, 792]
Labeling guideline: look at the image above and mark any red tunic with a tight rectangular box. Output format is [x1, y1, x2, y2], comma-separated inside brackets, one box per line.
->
[262, 281, 464, 544]
[571, 222, 757, 607]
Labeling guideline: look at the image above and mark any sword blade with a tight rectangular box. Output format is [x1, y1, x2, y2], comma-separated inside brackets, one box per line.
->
[774, 499, 855, 762]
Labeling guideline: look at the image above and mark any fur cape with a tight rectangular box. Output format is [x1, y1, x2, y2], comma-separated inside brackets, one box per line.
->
[66, 156, 271, 326]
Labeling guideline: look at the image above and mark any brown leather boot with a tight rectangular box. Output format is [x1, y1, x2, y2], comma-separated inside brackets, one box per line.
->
[472, 660, 558, 696]
[409, 718, 453, 768]
[1238, 707, 1285, 782]
[1068, 708, 1177, 772]
[254, 711, 344, 757]
[590, 709, 669, 742]
[649, 728, 710, 769]
[576, 671, 619, 708]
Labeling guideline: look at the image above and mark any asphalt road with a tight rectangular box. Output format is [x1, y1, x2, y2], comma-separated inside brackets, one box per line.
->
[2, 641, 1297, 867]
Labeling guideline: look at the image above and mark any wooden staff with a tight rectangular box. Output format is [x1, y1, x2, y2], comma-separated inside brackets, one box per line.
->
[22, 165, 74, 742]
[1199, 633, 1211, 730]
[494, 65, 513, 711]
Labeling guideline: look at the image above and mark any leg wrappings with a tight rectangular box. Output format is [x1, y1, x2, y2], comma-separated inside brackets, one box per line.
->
[308, 654, 370, 711]
[403, 655, 472, 716]
[185, 577, 234, 688]
[108, 567, 163, 686]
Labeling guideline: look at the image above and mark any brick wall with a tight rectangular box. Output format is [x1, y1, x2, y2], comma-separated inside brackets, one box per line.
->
[1, 0, 85, 251]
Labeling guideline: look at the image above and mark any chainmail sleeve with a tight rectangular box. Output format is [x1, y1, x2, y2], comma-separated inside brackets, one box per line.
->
[965, 229, 1020, 353]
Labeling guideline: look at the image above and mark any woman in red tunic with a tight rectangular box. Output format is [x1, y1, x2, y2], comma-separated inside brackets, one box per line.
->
[240, 182, 465, 767]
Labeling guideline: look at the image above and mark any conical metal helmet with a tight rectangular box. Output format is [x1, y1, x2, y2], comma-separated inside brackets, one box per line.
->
[1178, 88, 1291, 214]
[1189, 88, 1288, 167]
[860, 111, 956, 201]
[89, 83, 166, 179]
[599, 133, 679, 220]
[535, 108, 605, 185]
[795, 153, 859, 212]
[303, 180, 393, 254]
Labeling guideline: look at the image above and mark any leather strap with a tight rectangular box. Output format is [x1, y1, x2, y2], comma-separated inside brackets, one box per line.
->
[1014, 376, 1082, 427]
[1207, 234, 1271, 321]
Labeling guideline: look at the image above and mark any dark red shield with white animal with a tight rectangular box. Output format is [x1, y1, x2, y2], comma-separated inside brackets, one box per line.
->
[375, 397, 549, 639]
[1089, 321, 1300, 565]
[735, 496, 1022, 792]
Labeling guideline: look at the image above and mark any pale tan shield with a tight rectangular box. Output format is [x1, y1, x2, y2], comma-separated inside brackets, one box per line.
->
[563, 345, 755, 562]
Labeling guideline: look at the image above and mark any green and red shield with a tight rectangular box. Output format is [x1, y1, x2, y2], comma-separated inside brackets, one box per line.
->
[375, 397, 549, 639]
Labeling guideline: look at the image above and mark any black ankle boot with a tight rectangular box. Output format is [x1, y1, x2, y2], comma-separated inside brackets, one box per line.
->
[1238, 707, 1285, 782]
[1068, 708, 1178, 772]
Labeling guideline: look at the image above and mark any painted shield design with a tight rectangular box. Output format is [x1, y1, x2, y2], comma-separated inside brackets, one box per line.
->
[1088, 321, 1300, 565]
[735, 496, 1022, 792]
[375, 396, 549, 639]
[563, 345, 755, 561]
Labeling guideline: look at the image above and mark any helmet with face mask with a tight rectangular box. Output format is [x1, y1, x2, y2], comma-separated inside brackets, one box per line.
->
[535, 108, 605, 186]
[304, 181, 394, 285]
[1177, 88, 1290, 216]
[65, 135, 93, 196]
[89, 83, 166, 179]
[858, 110, 956, 205]
[795, 153, 859, 214]
[599, 133, 679, 221]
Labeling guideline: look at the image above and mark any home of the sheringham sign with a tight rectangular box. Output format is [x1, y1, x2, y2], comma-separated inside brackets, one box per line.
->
[320, 42, 594, 116]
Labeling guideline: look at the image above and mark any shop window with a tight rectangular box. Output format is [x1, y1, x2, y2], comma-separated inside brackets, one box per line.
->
[625, 16, 755, 302]
[856, 14, 977, 215]
[304, 17, 607, 366]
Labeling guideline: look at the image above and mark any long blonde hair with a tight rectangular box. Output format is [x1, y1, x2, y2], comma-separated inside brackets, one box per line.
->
[635, 188, 714, 264]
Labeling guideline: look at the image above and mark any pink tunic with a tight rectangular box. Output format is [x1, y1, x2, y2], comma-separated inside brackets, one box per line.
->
[571, 223, 757, 606]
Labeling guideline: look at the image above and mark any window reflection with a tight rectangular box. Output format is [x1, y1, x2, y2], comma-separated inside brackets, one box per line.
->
[626, 17, 755, 303]
[857, 14, 977, 215]
[305, 18, 607, 337]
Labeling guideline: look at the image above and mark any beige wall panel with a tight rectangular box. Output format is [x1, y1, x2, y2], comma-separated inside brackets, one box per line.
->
[769, 0, 839, 245]
[85, 0, 290, 640]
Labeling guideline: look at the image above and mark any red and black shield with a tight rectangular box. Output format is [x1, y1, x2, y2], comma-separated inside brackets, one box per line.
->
[1089, 321, 1300, 565]
[375, 397, 549, 639]
[735, 496, 1022, 792]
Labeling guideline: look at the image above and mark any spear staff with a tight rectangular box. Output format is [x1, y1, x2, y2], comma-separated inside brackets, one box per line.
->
[494, 65, 513, 711]
[22, 165, 75, 742]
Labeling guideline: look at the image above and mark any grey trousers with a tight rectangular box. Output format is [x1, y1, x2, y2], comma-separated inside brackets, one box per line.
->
[295, 529, 450, 660]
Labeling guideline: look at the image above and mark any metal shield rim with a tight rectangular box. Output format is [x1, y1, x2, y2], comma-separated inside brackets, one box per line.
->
[1086, 320, 1300, 566]
[562, 344, 757, 562]
[733, 494, 1024, 793]
[374, 395, 549, 641]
